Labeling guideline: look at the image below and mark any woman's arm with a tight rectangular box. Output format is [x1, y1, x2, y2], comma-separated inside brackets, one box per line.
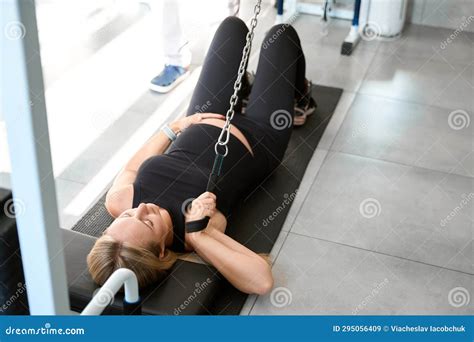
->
[109, 125, 179, 188]
[105, 113, 224, 215]
[187, 229, 274, 295]
[105, 123, 179, 215]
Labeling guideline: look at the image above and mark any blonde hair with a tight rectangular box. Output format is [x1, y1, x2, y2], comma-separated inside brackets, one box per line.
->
[87, 235, 178, 288]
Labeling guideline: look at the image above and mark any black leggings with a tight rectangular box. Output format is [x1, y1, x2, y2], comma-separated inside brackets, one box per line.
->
[186, 16, 306, 168]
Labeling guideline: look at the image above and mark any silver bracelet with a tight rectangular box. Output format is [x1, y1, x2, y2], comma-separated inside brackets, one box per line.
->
[161, 124, 178, 142]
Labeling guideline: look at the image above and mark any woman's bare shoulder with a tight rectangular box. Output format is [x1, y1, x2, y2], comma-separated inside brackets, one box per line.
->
[105, 184, 134, 218]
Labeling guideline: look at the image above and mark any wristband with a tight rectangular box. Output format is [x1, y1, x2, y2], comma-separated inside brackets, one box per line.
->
[185, 217, 210, 233]
[161, 124, 178, 142]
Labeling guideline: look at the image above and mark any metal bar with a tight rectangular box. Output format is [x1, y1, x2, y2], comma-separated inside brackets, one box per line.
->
[277, 0, 284, 15]
[81, 269, 140, 316]
[1, 0, 70, 314]
[297, 2, 354, 20]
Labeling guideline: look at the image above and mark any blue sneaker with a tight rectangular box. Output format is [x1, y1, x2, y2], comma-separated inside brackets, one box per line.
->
[150, 65, 190, 93]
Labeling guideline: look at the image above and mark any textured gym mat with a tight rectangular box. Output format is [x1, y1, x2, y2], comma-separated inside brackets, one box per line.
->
[70, 85, 343, 314]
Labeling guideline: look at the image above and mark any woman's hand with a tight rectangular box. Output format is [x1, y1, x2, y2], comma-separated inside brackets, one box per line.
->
[184, 192, 217, 249]
[170, 113, 225, 133]
[185, 191, 217, 222]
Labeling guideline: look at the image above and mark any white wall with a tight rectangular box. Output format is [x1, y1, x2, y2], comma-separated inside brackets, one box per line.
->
[407, 0, 474, 32]
[302, 0, 473, 32]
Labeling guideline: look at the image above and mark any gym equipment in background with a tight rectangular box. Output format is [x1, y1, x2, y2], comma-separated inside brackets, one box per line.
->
[275, 0, 407, 56]
[341, 0, 362, 55]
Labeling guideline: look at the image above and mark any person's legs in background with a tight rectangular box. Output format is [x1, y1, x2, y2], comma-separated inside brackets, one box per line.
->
[227, 0, 241, 16]
[149, 0, 241, 94]
[149, 0, 191, 93]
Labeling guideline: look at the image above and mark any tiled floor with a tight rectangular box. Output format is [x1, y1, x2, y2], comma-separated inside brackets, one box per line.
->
[1, 0, 472, 315]
[243, 4, 473, 315]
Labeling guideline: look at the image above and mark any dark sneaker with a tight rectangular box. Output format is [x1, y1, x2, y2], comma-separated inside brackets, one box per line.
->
[150, 65, 190, 93]
[294, 80, 317, 126]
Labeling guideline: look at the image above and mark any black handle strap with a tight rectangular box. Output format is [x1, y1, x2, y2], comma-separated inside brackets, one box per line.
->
[184, 152, 225, 234]
[206, 152, 224, 193]
[185, 217, 210, 233]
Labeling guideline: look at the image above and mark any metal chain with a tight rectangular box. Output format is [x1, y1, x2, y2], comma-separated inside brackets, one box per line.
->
[214, 0, 262, 157]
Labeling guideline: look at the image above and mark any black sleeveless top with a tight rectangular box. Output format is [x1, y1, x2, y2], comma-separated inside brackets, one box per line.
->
[132, 118, 269, 252]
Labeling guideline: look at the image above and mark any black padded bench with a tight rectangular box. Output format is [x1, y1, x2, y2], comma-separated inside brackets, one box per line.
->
[63, 229, 222, 315]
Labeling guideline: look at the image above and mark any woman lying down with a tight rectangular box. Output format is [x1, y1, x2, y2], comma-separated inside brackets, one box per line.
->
[87, 17, 316, 295]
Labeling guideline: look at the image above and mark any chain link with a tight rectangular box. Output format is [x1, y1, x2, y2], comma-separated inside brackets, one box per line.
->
[214, 0, 262, 157]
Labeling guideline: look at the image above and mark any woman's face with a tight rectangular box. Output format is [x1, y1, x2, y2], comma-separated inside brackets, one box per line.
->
[105, 203, 169, 253]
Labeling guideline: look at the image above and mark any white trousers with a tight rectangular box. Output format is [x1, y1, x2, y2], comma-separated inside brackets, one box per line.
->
[147, 0, 240, 67]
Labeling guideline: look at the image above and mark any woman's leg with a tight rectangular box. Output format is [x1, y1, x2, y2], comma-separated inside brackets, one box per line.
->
[186, 17, 249, 116]
[245, 24, 307, 163]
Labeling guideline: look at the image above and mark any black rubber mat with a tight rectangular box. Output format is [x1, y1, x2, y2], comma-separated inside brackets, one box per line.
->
[72, 195, 112, 237]
[71, 85, 343, 314]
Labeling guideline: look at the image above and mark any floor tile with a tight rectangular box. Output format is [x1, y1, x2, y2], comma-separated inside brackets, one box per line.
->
[292, 15, 380, 53]
[240, 294, 259, 316]
[419, 0, 474, 32]
[251, 233, 473, 315]
[54, 178, 85, 229]
[377, 24, 474, 66]
[55, 178, 85, 212]
[58, 108, 152, 184]
[0, 172, 11, 190]
[282, 148, 329, 232]
[39, 5, 147, 88]
[360, 52, 474, 111]
[331, 93, 473, 177]
[291, 151, 473, 274]
[269, 229, 289, 263]
[317, 91, 356, 150]
[303, 40, 377, 92]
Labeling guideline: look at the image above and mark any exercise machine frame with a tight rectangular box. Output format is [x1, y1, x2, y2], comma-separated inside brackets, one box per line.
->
[2, 0, 141, 316]
[275, 0, 370, 55]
